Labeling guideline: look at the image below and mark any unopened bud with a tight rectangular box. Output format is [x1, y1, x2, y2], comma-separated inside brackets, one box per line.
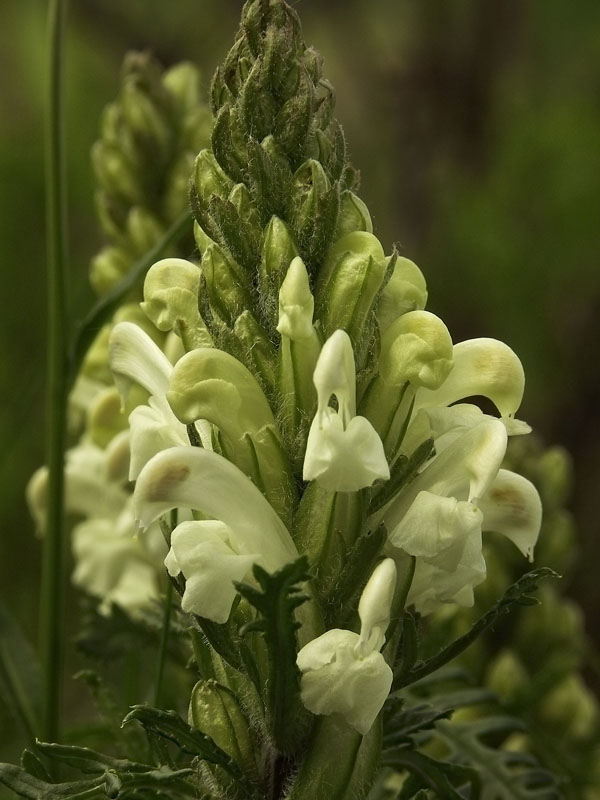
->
[90, 246, 130, 295]
[126, 208, 165, 256]
[91, 141, 144, 206]
[486, 650, 529, 704]
[141, 258, 212, 349]
[233, 311, 277, 391]
[193, 149, 233, 205]
[87, 387, 127, 448]
[336, 191, 373, 239]
[189, 680, 258, 780]
[380, 310, 453, 390]
[277, 257, 314, 341]
[316, 231, 388, 349]
[202, 243, 252, 327]
[259, 216, 299, 326]
[377, 257, 428, 331]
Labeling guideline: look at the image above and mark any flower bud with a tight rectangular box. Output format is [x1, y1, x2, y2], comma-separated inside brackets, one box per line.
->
[120, 82, 172, 162]
[91, 141, 144, 206]
[380, 310, 453, 390]
[233, 311, 277, 392]
[87, 387, 127, 448]
[486, 650, 529, 704]
[336, 191, 373, 239]
[126, 208, 166, 256]
[193, 220, 216, 257]
[201, 243, 253, 327]
[167, 348, 276, 443]
[162, 62, 202, 116]
[89, 246, 130, 295]
[193, 149, 233, 205]
[276, 258, 320, 445]
[540, 675, 598, 740]
[277, 257, 314, 341]
[189, 679, 258, 781]
[228, 182, 261, 231]
[377, 257, 428, 331]
[316, 232, 388, 359]
[141, 258, 212, 349]
[291, 159, 330, 240]
[259, 216, 300, 326]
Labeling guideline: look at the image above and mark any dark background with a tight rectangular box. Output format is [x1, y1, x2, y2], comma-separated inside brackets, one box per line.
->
[1, 0, 598, 757]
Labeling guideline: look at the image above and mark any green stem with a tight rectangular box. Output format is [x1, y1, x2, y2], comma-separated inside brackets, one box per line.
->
[39, 0, 68, 744]
[154, 580, 174, 708]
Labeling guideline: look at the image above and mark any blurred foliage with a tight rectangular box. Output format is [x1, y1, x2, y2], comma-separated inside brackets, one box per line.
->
[1, 0, 599, 772]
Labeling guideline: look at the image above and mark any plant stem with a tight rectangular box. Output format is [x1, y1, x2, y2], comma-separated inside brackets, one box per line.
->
[154, 580, 174, 708]
[40, 0, 68, 743]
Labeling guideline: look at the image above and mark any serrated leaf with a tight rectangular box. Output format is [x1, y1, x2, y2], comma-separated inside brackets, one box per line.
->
[0, 600, 41, 745]
[122, 705, 260, 797]
[435, 717, 563, 800]
[20, 750, 51, 783]
[396, 569, 559, 689]
[0, 763, 111, 800]
[382, 749, 478, 800]
[235, 558, 311, 753]
[35, 741, 152, 774]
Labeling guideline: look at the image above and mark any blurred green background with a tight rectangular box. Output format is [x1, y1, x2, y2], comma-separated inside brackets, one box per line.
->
[1, 0, 599, 757]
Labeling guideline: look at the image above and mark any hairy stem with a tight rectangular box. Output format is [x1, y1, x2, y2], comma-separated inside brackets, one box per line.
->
[40, 0, 68, 743]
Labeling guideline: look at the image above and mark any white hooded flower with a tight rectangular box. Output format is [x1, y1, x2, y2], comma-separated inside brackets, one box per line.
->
[134, 446, 299, 623]
[297, 559, 396, 734]
[303, 330, 389, 492]
[109, 321, 210, 479]
[382, 420, 542, 614]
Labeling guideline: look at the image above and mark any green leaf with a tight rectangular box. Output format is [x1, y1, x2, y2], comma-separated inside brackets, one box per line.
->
[435, 716, 563, 800]
[384, 686, 495, 748]
[396, 568, 560, 689]
[0, 600, 41, 745]
[235, 557, 311, 754]
[35, 742, 152, 774]
[0, 763, 112, 800]
[382, 750, 478, 800]
[122, 705, 256, 796]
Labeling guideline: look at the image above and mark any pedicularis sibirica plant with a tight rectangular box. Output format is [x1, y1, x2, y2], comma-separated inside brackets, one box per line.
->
[4, 1, 599, 798]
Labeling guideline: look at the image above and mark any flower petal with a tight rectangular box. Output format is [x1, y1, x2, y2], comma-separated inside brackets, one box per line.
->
[297, 630, 392, 735]
[109, 321, 173, 405]
[303, 409, 389, 491]
[167, 520, 258, 622]
[381, 419, 507, 532]
[415, 338, 525, 418]
[479, 468, 542, 561]
[133, 446, 298, 572]
[388, 491, 483, 572]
